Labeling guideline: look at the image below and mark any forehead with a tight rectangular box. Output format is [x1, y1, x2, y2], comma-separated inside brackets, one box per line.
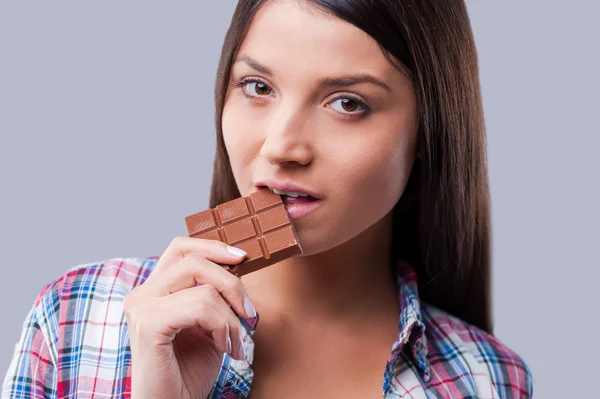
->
[235, 0, 397, 81]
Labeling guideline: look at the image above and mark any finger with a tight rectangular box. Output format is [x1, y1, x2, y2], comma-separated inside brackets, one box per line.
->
[148, 236, 247, 280]
[170, 285, 246, 360]
[141, 253, 256, 319]
[152, 285, 246, 360]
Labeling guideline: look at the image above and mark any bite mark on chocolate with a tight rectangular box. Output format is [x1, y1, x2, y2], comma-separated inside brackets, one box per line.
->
[184, 188, 303, 276]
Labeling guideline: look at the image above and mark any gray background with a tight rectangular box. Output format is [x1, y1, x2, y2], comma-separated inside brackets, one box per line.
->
[1, 1, 598, 397]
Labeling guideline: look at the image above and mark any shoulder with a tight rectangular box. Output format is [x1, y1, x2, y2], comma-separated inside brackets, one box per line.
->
[5, 256, 158, 397]
[420, 302, 533, 399]
[33, 256, 159, 323]
[44, 255, 157, 295]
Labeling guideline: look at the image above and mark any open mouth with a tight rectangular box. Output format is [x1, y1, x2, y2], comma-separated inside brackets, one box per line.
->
[258, 186, 320, 206]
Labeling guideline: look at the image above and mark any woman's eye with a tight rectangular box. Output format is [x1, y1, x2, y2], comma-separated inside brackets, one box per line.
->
[245, 81, 273, 96]
[329, 98, 367, 114]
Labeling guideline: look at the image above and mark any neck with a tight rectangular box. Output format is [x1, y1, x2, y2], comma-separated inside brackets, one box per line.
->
[241, 211, 399, 326]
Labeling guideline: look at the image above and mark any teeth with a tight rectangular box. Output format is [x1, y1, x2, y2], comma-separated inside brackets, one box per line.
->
[270, 188, 309, 197]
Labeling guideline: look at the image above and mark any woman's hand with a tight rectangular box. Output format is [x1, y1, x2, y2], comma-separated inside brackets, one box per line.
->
[123, 236, 256, 399]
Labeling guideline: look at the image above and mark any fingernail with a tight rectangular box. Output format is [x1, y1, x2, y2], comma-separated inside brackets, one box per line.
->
[243, 294, 257, 318]
[238, 341, 246, 360]
[225, 323, 232, 354]
[227, 246, 247, 257]
[238, 328, 246, 359]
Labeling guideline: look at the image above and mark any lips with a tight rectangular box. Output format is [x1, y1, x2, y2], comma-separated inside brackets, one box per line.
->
[275, 191, 323, 220]
[255, 180, 323, 200]
[281, 194, 319, 205]
[253, 182, 323, 219]
[258, 186, 319, 203]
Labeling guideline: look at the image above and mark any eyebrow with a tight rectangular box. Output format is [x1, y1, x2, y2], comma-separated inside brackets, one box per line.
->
[234, 55, 392, 93]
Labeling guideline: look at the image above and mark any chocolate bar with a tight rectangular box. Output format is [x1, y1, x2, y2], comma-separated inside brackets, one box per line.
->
[184, 188, 303, 276]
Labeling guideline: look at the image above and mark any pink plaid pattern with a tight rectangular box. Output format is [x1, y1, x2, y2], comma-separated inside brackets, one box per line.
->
[3, 256, 532, 398]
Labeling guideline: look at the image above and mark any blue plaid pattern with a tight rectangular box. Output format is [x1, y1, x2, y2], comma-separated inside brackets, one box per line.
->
[3, 256, 533, 398]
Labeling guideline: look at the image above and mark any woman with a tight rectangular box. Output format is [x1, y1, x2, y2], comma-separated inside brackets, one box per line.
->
[2, 0, 533, 398]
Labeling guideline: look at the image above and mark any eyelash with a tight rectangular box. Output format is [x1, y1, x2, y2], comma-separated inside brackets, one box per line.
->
[232, 77, 371, 119]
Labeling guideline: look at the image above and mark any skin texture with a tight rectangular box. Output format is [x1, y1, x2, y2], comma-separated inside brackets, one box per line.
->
[223, 0, 418, 319]
[221, 2, 419, 389]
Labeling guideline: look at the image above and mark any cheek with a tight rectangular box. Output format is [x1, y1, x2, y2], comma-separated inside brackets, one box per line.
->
[299, 139, 412, 256]
[221, 106, 257, 196]
[221, 104, 240, 156]
[334, 138, 412, 218]
[222, 104, 255, 172]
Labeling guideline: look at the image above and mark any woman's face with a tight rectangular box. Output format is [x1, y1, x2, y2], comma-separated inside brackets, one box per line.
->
[222, 0, 418, 256]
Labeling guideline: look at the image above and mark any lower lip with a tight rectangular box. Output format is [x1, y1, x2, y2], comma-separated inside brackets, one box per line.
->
[283, 198, 322, 219]
[256, 187, 323, 219]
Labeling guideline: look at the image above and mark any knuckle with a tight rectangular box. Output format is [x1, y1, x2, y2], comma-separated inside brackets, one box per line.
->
[123, 290, 138, 312]
[169, 235, 187, 250]
[185, 252, 205, 264]
[193, 299, 216, 325]
[193, 300, 209, 318]
[124, 301, 146, 329]
[223, 277, 244, 296]
[215, 320, 228, 336]
[200, 284, 220, 301]
[214, 240, 229, 251]
[183, 254, 209, 275]
[131, 310, 155, 338]
[182, 258, 199, 275]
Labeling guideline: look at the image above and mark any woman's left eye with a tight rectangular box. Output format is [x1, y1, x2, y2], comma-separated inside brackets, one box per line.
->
[329, 97, 367, 114]
[242, 80, 273, 97]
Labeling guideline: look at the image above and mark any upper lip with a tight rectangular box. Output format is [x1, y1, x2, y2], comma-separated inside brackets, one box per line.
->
[255, 179, 323, 200]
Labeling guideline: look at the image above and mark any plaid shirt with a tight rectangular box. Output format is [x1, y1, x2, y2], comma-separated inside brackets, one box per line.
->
[3, 256, 533, 398]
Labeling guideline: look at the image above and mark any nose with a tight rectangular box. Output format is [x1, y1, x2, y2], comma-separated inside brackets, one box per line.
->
[259, 107, 313, 166]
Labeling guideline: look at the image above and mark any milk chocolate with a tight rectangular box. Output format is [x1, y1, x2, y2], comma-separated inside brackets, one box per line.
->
[184, 188, 302, 276]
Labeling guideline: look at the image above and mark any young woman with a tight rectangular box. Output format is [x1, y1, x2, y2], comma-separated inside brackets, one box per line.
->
[3, 0, 533, 398]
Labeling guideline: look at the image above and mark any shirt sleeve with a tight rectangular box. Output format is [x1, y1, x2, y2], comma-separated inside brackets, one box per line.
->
[476, 332, 534, 399]
[2, 290, 58, 399]
[522, 360, 534, 398]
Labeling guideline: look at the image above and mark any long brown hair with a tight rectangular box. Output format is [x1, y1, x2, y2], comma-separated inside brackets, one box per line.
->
[209, 0, 493, 334]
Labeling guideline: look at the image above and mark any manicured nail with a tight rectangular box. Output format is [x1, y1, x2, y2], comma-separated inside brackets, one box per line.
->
[243, 294, 257, 318]
[225, 323, 232, 354]
[227, 246, 247, 257]
[238, 342, 246, 360]
[238, 329, 246, 359]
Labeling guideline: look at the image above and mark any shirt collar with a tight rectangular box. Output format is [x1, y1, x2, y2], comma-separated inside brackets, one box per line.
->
[387, 258, 431, 382]
[237, 258, 431, 382]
